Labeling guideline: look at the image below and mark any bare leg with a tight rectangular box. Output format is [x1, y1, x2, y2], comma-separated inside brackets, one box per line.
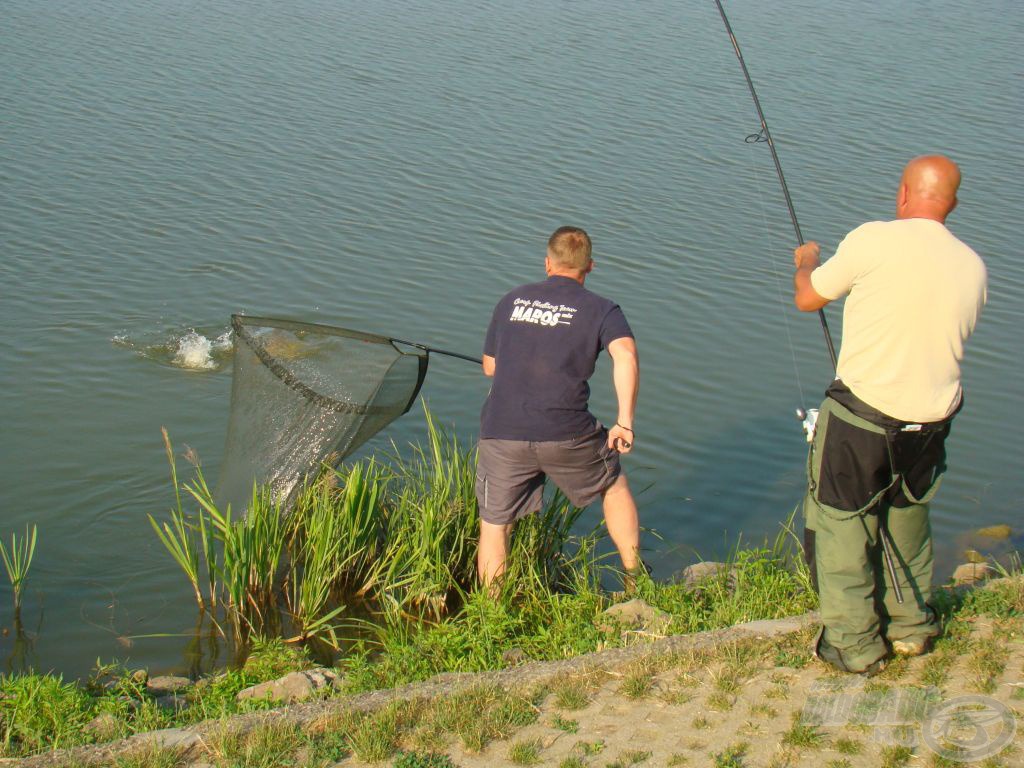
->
[602, 473, 640, 573]
[478, 520, 514, 589]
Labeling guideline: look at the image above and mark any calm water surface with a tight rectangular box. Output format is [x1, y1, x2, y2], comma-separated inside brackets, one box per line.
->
[2, 0, 1021, 677]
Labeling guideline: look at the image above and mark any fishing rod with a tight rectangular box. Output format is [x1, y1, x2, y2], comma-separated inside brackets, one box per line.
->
[712, 0, 838, 371]
[712, 0, 903, 604]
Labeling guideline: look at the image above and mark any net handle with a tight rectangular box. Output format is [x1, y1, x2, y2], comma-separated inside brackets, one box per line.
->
[390, 338, 482, 365]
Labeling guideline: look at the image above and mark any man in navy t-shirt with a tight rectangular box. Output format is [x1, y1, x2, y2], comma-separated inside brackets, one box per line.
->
[476, 226, 641, 587]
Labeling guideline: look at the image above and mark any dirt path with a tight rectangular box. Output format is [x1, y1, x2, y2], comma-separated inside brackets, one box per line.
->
[8, 597, 1022, 767]
[338, 616, 1023, 767]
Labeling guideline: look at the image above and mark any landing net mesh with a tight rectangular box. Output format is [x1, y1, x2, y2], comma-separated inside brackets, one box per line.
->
[215, 315, 427, 514]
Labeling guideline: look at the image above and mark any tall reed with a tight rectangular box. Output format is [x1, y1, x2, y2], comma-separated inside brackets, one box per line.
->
[0, 524, 37, 612]
[328, 459, 389, 594]
[377, 406, 479, 617]
[284, 477, 351, 647]
[151, 403, 596, 649]
[147, 429, 203, 609]
[190, 480, 288, 639]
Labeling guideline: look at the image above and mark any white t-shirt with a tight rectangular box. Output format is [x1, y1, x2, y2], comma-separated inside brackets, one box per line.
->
[811, 218, 987, 422]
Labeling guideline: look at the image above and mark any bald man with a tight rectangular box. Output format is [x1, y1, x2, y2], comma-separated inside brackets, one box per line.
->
[792, 155, 987, 675]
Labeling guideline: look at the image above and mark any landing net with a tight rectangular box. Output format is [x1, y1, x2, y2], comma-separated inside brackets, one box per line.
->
[215, 315, 427, 514]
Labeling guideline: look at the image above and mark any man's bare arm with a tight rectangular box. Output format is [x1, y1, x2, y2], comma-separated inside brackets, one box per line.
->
[606, 336, 639, 454]
[482, 354, 496, 377]
[793, 242, 831, 312]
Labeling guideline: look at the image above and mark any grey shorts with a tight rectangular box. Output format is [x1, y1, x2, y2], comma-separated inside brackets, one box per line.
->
[475, 428, 621, 526]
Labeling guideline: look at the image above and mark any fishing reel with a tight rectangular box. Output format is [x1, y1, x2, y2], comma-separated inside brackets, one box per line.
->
[795, 407, 819, 442]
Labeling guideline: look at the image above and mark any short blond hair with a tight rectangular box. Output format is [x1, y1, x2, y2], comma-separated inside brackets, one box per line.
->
[547, 226, 592, 271]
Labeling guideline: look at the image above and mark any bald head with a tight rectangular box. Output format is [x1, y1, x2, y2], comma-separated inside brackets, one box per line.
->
[896, 155, 961, 222]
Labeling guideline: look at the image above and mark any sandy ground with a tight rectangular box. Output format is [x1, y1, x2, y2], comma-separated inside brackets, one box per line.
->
[335, 617, 1024, 768]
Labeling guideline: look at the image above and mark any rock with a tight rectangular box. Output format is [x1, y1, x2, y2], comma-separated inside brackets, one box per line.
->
[130, 669, 149, 686]
[133, 726, 203, 752]
[736, 617, 809, 637]
[83, 712, 121, 741]
[597, 598, 672, 636]
[147, 675, 192, 696]
[975, 524, 1013, 540]
[155, 693, 190, 712]
[964, 549, 987, 564]
[953, 562, 995, 586]
[236, 667, 341, 704]
[678, 561, 729, 590]
[502, 647, 528, 666]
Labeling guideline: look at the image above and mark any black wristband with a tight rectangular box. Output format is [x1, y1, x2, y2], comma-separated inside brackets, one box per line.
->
[615, 423, 634, 434]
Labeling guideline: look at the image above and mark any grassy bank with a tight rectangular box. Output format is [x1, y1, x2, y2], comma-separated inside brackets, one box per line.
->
[3, 578, 1022, 767]
[1, 407, 822, 759]
[0, 530, 817, 759]
[3, 408, 1015, 763]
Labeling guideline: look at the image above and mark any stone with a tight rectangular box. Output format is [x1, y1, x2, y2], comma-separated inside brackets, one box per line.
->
[83, 712, 120, 741]
[597, 598, 672, 636]
[677, 561, 729, 590]
[975, 524, 1013, 540]
[236, 667, 341, 704]
[735, 617, 808, 637]
[155, 693, 190, 712]
[147, 675, 193, 696]
[502, 647, 528, 666]
[130, 669, 149, 686]
[964, 548, 987, 564]
[134, 727, 203, 751]
[952, 561, 995, 586]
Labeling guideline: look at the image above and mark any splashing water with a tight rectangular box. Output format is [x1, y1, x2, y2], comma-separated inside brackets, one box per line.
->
[173, 330, 222, 370]
[112, 327, 232, 371]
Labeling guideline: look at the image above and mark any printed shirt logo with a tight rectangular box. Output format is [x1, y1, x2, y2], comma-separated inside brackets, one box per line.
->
[509, 298, 576, 327]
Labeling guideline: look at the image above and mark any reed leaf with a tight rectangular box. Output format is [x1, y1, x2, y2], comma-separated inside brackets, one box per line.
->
[0, 524, 37, 612]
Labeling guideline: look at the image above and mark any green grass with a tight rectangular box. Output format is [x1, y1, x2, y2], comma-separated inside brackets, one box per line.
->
[552, 714, 579, 733]
[781, 719, 824, 749]
[880, 745, 914, 768]
[713, 742, 749, 768]
[393, 751, 459, 768]
[508, 738, 542, 764]
[607, 749, 653, 767]
[967, 634, 1010, 693]
[573, 739, 605, 756]
[833, 736, 862, 755]
[621, 668, 654, 699]
[0, 673, 95, 755]
[552, 676, 593, 711]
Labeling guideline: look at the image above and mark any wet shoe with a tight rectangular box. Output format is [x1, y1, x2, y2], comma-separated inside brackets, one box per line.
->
[891, 637, 932, 657]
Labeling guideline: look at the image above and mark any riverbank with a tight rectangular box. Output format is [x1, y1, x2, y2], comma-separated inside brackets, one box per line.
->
[3, 575, 1022, 767]
[0, 537, 816, 761]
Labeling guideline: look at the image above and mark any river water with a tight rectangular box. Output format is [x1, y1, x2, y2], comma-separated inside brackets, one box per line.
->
[2, 0, 1021, 678]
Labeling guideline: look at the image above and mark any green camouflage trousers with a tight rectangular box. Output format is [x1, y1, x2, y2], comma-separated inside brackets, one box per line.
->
[803, 395, 947, 672]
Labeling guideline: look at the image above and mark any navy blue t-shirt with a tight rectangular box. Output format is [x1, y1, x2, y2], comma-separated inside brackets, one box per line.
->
[480, 275, 633, 441]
